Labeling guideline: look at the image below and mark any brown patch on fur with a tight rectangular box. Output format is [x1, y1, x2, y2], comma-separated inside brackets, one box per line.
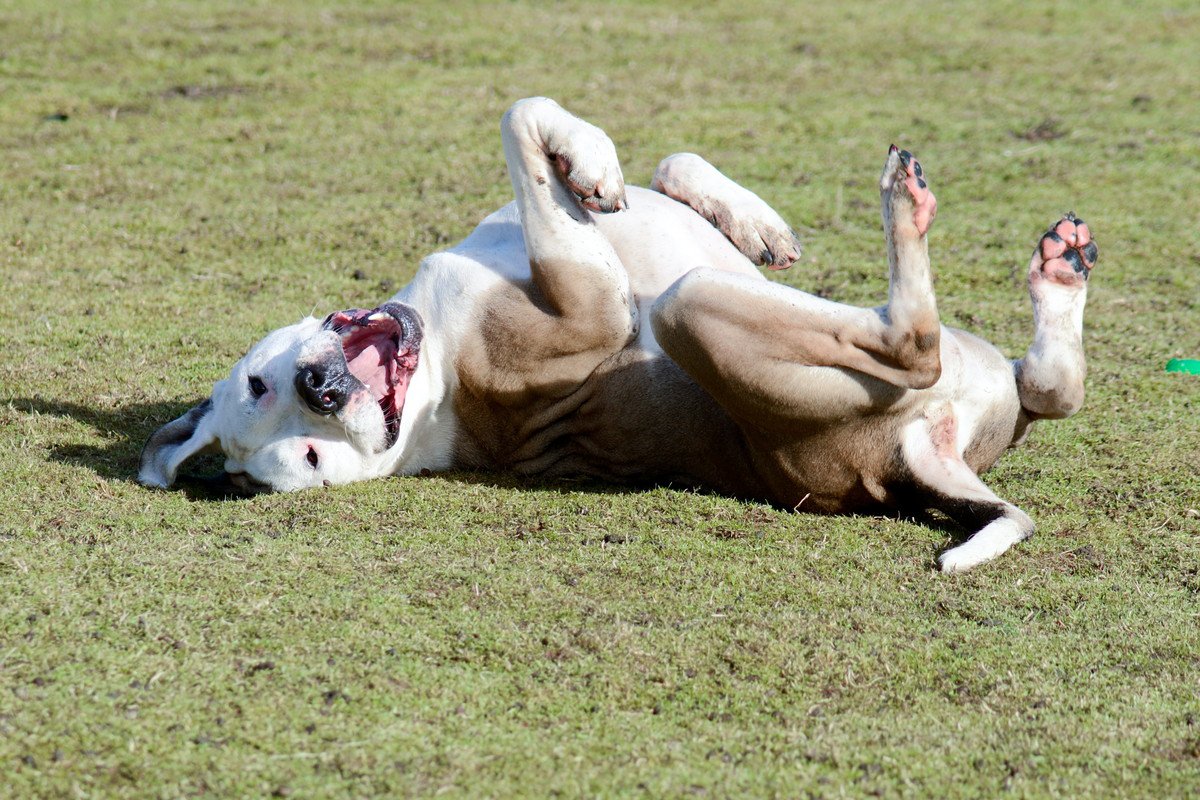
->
[455, 277, 632, 406]
[447, 267, 763, 491]
[453, 340, 762, 495]
[738, 417, 913, 514]
[880, 326, 941, 389]
[915, 329, 939, 352]
[965, 406, 1023, 474]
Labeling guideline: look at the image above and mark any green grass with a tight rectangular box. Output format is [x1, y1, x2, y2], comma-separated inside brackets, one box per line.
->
[2, 0, 1199, 796]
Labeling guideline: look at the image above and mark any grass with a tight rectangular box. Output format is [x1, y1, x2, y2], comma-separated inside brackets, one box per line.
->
[2, 0, 1199, 796]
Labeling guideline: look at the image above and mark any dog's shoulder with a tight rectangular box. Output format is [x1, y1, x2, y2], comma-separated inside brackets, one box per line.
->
[400, 206, 529, 356]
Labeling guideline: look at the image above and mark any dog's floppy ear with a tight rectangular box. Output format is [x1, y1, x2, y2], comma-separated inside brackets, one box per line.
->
[137, 398, 221, 488]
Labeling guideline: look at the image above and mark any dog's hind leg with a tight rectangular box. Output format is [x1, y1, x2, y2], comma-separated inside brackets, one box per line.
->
[1015, 216, 1097, 420]
[901, 410, 1034, 573]
[651, 153, 802, 270]
[652, 145, 943, 427]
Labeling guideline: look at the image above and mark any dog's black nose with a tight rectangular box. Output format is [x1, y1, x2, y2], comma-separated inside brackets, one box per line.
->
[295, 366, 347, 415]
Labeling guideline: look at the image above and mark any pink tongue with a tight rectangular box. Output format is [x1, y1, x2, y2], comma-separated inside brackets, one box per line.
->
[346, 340, 393, 396]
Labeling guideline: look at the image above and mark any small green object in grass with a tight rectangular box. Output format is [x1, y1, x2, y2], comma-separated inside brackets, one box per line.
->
[1165, 358, 1200, 375]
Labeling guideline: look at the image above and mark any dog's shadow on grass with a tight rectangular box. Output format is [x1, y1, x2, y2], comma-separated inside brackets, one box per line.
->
[11, 396, 248, 501]
[428, 470, 966, 546]
[13, 396, 664, 505]
[12, 395, 969, 553]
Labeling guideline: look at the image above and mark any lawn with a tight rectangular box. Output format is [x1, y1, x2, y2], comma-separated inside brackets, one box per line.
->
[1, 0, 1199, 797]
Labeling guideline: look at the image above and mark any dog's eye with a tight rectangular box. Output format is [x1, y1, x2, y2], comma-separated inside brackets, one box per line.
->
[249, 376, 268, 397]
[306, 446, 319, 469]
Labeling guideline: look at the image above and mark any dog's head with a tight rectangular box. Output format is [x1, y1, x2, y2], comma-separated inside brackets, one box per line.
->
[138, 301, 424, 492]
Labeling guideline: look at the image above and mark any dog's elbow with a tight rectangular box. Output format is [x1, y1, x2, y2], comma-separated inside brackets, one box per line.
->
[1016, 358, 1086, 419]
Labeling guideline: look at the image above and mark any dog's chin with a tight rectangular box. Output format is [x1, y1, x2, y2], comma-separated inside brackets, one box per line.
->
[338, 386, 393, 455]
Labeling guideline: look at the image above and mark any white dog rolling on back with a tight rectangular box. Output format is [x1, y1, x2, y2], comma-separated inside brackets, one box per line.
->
[140, 98, 1097, 572]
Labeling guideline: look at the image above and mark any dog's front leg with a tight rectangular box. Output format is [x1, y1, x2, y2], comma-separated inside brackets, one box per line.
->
[497, 98, 636, 363]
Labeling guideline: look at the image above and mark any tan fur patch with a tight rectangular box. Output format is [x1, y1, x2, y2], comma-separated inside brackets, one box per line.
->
[453, 340, 762, 496]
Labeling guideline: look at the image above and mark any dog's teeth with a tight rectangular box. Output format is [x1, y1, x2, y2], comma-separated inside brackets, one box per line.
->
[368, 312, 388, 321]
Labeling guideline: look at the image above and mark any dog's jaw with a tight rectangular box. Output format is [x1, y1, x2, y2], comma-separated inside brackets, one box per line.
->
[364, 325, 459, 481]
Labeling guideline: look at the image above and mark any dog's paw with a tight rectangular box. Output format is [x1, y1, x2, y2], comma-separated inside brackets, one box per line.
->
[880, 145, 937, 237]
[937, 544, 985, 574]
[1031, 214, 1097, 288]
[547, 122, 628, 214]
[505, 97, 628, 213]
[717, 201, 802, 270]
[651, 153, 800, 269]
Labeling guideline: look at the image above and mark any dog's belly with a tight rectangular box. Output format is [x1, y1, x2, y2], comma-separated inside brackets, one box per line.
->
[452, 342, 763, 495]
[738, 329, 1022, 512]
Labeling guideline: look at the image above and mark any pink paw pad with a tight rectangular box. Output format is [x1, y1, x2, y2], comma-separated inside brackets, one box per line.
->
[553, 152, 626, 213]
[890, 145, 937, 236]
[1037, 214, 1097, 284]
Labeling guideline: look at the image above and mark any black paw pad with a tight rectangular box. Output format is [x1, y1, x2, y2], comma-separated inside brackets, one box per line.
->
[1080, 241, 1098, 267]
[1062, 248, 1086, 275]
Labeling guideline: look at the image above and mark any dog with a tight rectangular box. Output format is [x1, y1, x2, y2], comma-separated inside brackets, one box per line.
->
[139, 97, 1097, 572]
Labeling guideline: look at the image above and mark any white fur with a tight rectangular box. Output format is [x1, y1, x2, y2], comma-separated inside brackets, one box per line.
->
[938, 518, 1028, 574]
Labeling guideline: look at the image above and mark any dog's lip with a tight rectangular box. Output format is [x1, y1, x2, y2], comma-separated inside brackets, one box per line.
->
[321, 305, 406, 337]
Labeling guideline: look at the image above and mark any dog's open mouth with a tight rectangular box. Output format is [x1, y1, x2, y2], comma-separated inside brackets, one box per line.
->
[322, 303, 420, 449]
